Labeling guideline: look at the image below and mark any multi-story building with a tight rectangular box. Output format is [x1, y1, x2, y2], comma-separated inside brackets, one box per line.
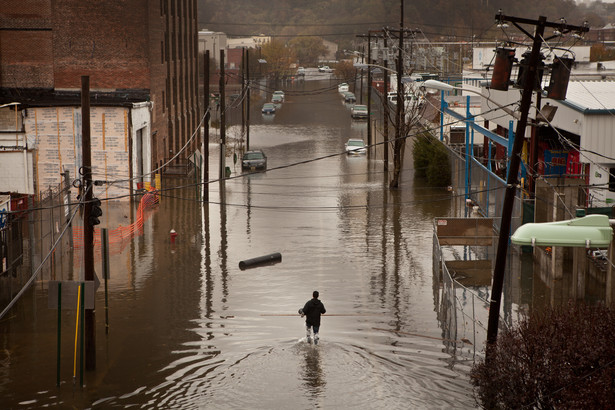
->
[0, 0, 200, 199]
[198, 30, 227, 66]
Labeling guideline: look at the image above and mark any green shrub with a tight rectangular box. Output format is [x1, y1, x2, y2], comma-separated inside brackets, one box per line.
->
[412, 133, 451, 186]
[427, 143, 451, 186]
[412, 134, 432, 178]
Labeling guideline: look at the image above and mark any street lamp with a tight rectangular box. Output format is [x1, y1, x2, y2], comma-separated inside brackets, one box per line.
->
[423, 79, 519, 119]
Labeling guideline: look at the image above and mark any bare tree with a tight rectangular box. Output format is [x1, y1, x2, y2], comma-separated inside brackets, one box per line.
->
[387, 81, 427, 188]
[261, 39, 296, 82]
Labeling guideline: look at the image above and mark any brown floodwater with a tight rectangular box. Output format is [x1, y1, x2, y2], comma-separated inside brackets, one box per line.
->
[0, 76, 477, 408]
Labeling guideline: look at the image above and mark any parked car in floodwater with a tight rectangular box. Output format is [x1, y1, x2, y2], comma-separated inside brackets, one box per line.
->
[273, 90, 285, 102]
[345, 139, 367, 155]
[242, 150, 267, 171]
[262, 103, 276, 114]
[351, 104, 368, 119]
[342, 91, 356, 103]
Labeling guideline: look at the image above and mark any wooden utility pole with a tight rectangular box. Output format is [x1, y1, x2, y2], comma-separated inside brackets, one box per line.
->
[204, 51, 210, 202]
[81, 75, 95, 370]
[366, 32, 372, 148]
[383, 35, 389, 172]
[390, 0, 405, 189]
[357, 30, 386, 151]
[241, 47, 246, 149]
[486, 14, 589, 356]
[219, 49, 226, 180]
[246, 49, 250, 151]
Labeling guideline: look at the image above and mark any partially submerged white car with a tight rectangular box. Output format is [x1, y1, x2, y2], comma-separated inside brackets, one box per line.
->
[345, 138, 367, 155]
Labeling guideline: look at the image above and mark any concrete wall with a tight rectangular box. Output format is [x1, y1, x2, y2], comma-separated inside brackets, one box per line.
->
[131, 103, 153, 187]
[0, 149, 34, 195]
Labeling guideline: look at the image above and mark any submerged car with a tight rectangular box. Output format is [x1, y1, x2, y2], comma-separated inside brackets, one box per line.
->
[262, 103, 276, 114]
[242, 150, 267, 170]
[345, 139, 367, 155]
[273, 90, 285, 101]
[343, 91, 356, 103]
[338, 83, 349, 93]
[351, 104, 368, 119]
[272, 94, 284, 104]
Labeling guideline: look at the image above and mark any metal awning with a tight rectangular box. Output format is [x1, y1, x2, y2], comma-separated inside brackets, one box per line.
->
[510, 214, 613, 248]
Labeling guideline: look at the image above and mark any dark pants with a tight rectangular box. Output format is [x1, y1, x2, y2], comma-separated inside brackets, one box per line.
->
[306, 324, 320, 339]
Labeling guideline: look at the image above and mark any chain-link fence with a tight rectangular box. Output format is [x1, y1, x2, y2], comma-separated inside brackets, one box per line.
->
[0, 176, 74, 311]
[433, 229, 492, 359]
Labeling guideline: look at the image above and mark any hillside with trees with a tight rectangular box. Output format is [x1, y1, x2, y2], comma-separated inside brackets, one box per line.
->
[198, 0, 597, 43]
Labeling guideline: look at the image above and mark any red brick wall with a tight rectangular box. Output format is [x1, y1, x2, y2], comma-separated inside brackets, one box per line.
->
[51, 1, 150, 90]
[0, 31, 53, 87]
[0, 0, 53, 87]
[0, 0, 200, 169]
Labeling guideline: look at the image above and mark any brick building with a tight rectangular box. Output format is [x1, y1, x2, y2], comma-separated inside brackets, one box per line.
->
[0, 0, 200, 198]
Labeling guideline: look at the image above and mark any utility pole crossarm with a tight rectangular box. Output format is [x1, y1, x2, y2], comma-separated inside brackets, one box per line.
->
[497, 13, 589, 41]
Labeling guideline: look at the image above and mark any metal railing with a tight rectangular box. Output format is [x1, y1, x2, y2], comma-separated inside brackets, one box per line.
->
[433, 229, 493, 359]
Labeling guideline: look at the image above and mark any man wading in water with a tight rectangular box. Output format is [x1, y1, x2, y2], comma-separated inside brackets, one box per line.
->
[299, 291, 326, 344]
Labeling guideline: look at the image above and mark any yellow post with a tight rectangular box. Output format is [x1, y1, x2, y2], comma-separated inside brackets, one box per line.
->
[73, 284, 81, 381]
[155, 173, 162, 201]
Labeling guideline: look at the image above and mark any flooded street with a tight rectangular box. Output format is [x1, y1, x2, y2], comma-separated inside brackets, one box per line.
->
[0, 79, 476, 408]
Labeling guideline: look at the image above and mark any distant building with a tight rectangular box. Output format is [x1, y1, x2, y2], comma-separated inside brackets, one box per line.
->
[198, 30, 228, 65]
[0, 1, 200, 199]
[227, 35, 271, 49]
[586, 23, 615, 43]
[320, 40, 339, 63]
[460, 55, 615, 205]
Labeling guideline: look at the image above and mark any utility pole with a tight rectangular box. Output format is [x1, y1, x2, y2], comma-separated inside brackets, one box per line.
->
[367, 32, 372, 148]
[204, 51, 210, 202]
[246, 48, 250, 151]
[241, 48, 246, 149]
[486, 13, 589, 357]
[389, 0, 412, 189]
[383, 34, 389, 172]
[80, 75, 96, 371]
[219, 49, 226, 180]
[357, 30, 386, 153]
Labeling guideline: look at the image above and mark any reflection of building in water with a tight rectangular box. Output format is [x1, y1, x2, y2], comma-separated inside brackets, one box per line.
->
[302, 347, 326, 396]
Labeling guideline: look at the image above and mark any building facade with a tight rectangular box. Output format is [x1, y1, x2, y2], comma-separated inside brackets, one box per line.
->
[0, 0, 200, 198]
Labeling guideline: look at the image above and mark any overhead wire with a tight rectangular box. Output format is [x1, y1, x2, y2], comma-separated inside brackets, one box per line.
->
[79, 100, 513, 211]
[0, 188, 85, 320]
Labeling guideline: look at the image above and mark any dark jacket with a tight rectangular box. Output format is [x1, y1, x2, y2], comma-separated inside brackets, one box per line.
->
[302, 298, 326, 327]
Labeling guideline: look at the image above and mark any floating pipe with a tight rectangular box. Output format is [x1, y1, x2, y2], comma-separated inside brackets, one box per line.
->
[239, 252, 282, 270]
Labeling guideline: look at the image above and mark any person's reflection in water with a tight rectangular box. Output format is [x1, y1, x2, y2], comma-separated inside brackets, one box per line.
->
[301, 346, 326, 397]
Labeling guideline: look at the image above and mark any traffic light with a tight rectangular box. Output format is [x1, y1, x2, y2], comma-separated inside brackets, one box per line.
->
[89, 198, 102, 225]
